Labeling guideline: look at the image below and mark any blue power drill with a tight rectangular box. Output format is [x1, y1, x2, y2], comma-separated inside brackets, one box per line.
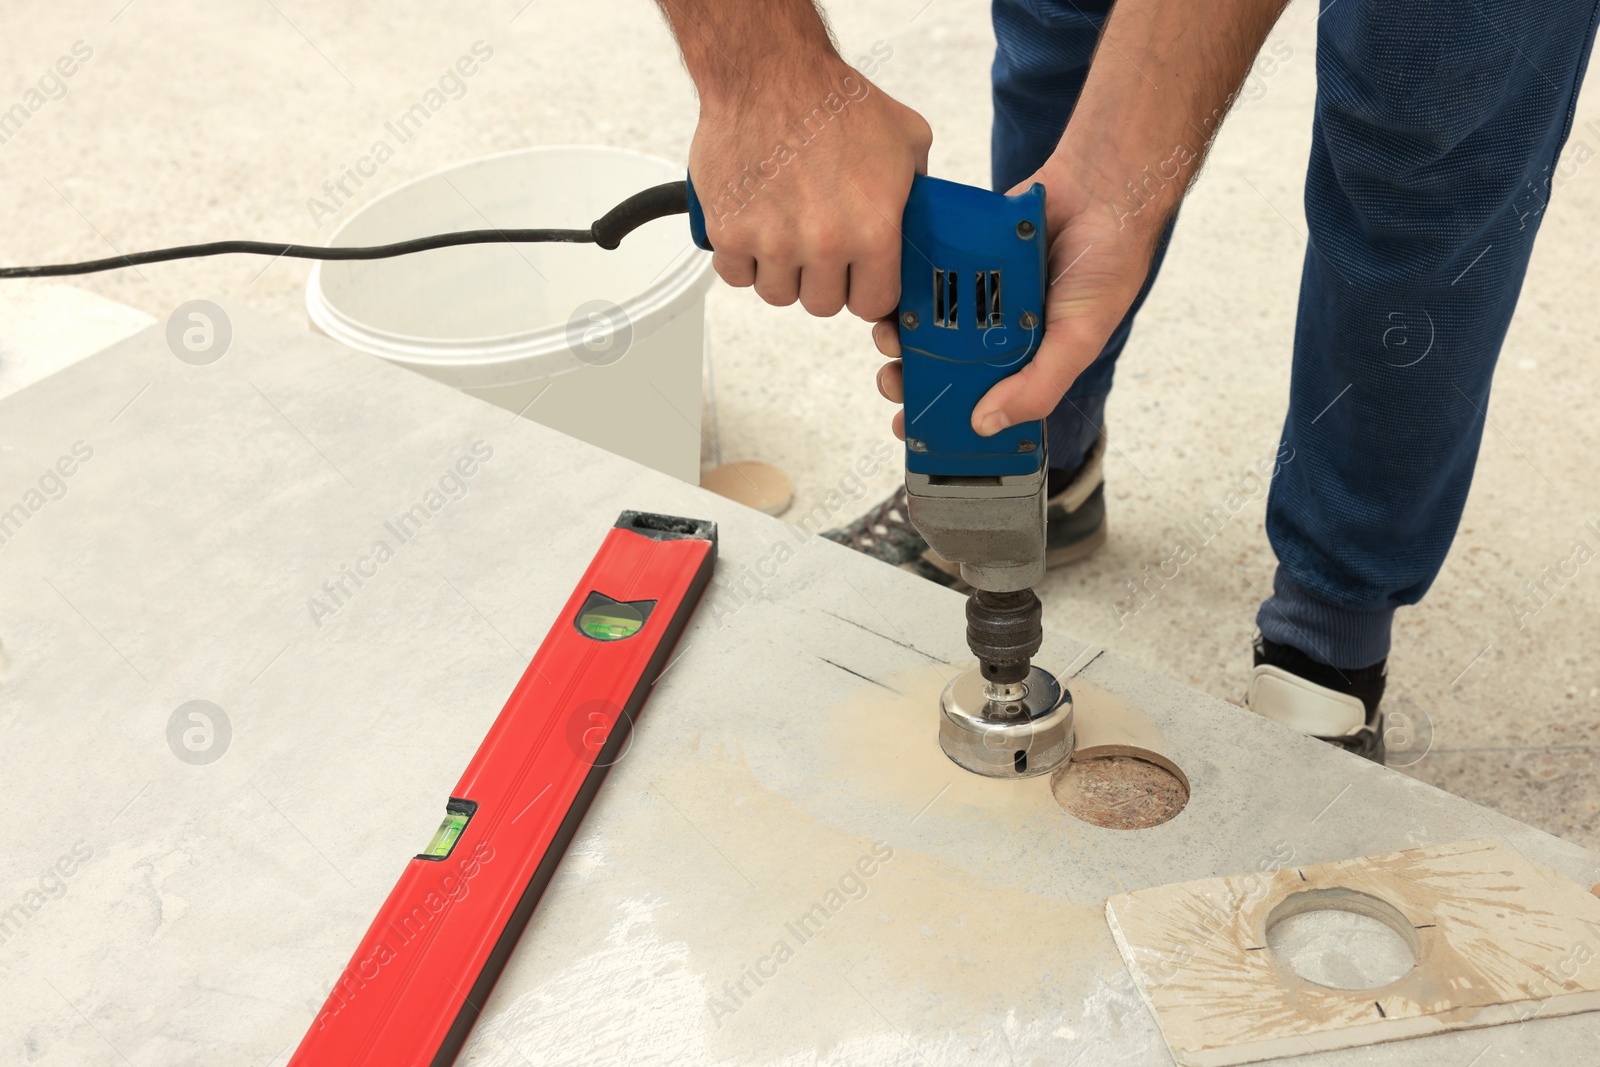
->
[690, 174, 1071, 780]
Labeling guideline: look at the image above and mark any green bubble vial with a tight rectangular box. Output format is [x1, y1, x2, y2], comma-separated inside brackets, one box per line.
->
[424, 810, 471, 858]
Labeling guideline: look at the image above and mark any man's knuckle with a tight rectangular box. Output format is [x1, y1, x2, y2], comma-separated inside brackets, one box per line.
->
[810, 228, 845, 261]
[857, 218, 898, 254]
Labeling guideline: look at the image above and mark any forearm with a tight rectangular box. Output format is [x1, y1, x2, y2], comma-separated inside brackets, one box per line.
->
[967, 0, 1291, 430]
[651, 0, 930, 320]
[1057, 0, 1291, 232]
[654, 0, 842, 112]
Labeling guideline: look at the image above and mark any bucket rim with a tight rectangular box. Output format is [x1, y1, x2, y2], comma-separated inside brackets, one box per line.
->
[305, 145, 713, 370]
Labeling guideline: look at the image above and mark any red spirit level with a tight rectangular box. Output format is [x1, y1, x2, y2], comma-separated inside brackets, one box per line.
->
[288, 510, 717, 1067]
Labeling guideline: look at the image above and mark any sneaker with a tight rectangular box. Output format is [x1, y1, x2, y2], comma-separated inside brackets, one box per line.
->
[1044, 432, 1107, 568]
[822, 435, 1108, 588]
[1246, 634, 1387, 763]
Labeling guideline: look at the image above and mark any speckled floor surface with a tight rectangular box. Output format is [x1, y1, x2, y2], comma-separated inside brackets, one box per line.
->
[3, 0, 1596, 849]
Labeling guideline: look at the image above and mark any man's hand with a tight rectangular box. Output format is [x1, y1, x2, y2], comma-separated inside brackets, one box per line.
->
[657, 0, 930, 320]
[967, 158, 1168, 436]
[874, 0, 1290, 439]
[870, 159, 1166, 440]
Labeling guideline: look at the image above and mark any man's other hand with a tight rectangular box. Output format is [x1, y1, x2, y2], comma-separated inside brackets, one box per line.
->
[871, 158, 1165, 441]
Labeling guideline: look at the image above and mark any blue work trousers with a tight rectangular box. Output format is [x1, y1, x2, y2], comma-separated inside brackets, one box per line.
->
[994, 0, 1600, 668]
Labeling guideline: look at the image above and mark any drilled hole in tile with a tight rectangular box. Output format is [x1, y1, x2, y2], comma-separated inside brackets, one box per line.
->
[1051, 752, 1189, 829]
[1266, 888, 1420, 990]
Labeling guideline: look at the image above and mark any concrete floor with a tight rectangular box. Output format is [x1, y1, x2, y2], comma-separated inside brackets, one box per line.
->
[2, 0, 1597, 851]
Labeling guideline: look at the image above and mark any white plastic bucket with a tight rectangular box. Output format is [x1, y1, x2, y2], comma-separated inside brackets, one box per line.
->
[306, 146, 713, 483]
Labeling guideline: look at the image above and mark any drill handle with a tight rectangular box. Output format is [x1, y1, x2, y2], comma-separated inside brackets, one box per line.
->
[682, 173, 1048, 481]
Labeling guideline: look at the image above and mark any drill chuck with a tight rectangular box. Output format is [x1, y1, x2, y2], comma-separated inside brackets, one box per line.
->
[966, 588, 1043, 685]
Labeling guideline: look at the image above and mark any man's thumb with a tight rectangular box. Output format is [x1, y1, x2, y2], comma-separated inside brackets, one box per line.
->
[970, 321, 1097, 436]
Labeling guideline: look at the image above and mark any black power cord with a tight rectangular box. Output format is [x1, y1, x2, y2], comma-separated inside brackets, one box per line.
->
[0, 180, 691, 279]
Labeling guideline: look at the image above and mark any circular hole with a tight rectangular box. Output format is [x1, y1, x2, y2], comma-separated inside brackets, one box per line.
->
[1051, 753, 1189, 829]
[1265, 889, 1419, 990]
